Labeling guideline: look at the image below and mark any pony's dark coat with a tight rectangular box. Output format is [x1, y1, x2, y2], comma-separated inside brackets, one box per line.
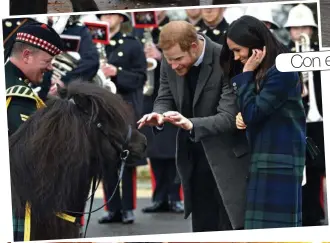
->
[10, 81, 147, 240]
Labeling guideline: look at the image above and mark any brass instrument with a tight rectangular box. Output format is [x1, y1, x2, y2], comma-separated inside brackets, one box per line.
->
[143, 28, 157, 96]
[47, 17, 117, 94]
[95, 42, 117, 94]
[51, 51, 79, 81]
[295, 33, 323, 123]
[51, 50, 117, 94]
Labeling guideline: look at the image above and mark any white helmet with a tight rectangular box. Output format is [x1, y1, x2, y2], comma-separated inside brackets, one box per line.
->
[34, 15, 71, 34]
[284, 4, 317, 28]
[245, 5, 279, 29]
[224, 7, 245, 25]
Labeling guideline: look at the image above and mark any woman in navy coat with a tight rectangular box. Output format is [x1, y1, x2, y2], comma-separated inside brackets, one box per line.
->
[219, 15, 306, 229]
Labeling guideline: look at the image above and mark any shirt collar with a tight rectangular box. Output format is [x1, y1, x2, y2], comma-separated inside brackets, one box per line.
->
[193, 34, 206, 66]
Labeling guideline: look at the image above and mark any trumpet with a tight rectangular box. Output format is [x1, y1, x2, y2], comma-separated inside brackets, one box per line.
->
[295, 33, 323, 123]
[143, 28, 157, 96]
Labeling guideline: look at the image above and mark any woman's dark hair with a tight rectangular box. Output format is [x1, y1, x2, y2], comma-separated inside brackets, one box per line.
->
[220, 15, 289, 89]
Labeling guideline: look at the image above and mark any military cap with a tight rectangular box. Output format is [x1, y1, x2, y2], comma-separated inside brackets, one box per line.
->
[96, 12, 131, 23]
[15, 22, 63, 56]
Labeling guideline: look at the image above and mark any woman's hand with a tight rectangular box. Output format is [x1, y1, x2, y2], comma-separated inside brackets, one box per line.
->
[236, 112, 247, 130]
[243, 46, 266, 72]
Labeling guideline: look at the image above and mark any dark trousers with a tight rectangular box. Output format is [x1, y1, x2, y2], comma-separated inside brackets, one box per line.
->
[103, 166, 136, 211]
[150, 158, 181, 202]
[189, 142, 232, 232]
[302, 167, 325, 225]
[303, 122, 325, 225]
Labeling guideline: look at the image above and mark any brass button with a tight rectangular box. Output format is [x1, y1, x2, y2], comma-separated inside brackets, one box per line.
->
[213, 29, 220, 35]
[5, 21, 12, 27]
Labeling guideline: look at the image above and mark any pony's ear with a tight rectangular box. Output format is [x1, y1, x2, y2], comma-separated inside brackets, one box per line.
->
[57, 84, 68, 99]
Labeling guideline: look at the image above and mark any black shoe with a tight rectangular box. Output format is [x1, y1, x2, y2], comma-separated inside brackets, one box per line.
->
[122, 210, 135, 224]
[98, 211, 122, 224]
[142, 201, 170, 213]
[170, 201, 184, 213]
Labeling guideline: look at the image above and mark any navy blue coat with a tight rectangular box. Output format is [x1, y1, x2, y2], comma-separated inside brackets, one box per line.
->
[60, 23, 100, 84]
[105, 31, 147, 167]
[232, 65, 306, 228]
[105, 31, 147, 121]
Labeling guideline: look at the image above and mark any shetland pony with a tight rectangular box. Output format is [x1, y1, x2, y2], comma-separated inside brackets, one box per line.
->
[9, 81, 147, 240]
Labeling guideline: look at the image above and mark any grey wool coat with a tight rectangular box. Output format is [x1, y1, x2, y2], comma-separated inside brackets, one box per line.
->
[152, 34, 251, 229]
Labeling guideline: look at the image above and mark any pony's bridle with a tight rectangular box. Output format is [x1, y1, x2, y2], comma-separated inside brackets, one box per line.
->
[19, 98, 133, 241]
[58, 97, 133, 237]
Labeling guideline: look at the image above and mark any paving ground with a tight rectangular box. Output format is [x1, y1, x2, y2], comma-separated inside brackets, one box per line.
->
[80, 175, 327, 238]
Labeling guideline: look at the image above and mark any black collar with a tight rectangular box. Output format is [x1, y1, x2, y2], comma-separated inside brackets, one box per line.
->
[7, 60, 30, 85]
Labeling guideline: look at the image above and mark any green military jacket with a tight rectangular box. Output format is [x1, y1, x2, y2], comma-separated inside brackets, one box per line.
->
[5, 60, 45, 136]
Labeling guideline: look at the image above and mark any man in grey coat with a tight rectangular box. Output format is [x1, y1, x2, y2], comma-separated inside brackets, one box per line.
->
[137, 20, 250, 231]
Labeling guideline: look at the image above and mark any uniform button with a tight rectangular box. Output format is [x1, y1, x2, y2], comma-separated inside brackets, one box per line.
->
[203, 30, 207, 34]
[5, 21, 12, 27]
[118, 67, 122, 70]
[110, 40, 116, 46]
[213, 29, 220, 35]
[141, 38, 146, 43]
[16, 21, 21, 25]
[232, 82, 237, 86]
[123, 34, 127, 37]
[118, 52, 123, 57]
[118, 39, 124, 44]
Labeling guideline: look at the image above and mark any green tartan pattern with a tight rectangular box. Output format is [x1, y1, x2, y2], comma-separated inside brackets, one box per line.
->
[232, 65, 306, 228]
[12, 208, 25, 241]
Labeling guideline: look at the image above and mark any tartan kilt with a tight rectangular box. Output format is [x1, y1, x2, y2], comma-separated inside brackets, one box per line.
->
[244, 162, 304, 229]
[12, 208, 25, 241]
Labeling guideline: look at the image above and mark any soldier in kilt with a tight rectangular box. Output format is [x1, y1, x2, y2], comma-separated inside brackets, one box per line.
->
[5, 22, 63, 240]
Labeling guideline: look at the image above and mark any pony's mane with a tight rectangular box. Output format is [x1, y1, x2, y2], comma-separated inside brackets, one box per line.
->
[9, 81, 134, 218]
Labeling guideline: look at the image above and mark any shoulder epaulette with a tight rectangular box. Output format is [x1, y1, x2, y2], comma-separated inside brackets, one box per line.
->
[6, 85, 36, 101]
[6, 85, 46, 109]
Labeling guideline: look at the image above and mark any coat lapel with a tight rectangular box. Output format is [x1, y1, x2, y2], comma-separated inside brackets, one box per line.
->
[193, 35, 213, 108]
